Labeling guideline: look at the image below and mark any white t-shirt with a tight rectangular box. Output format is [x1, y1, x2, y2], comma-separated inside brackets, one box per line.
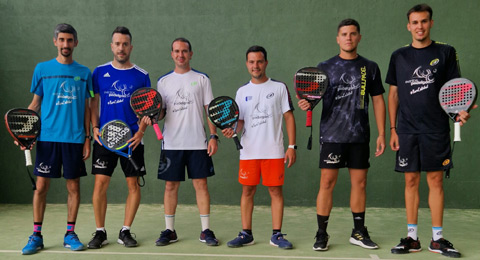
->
[235, 78, 293, 160]
[157, 69, 213, 150]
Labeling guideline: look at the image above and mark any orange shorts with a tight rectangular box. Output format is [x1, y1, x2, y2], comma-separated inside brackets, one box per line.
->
[238, 159, 285, 186]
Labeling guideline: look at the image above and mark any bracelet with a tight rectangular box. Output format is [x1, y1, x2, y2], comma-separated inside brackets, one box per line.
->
[390, 126, 396, 130]
[93, 126, 100, 130]
[210, 134, 219, 140]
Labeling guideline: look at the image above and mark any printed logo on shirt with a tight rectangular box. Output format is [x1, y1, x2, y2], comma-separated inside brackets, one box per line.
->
[106, 80, 133, 105]
[405, 67, 435, 95]
[324, 153, 341, 164]
[246, 96, 253, 101]
[398, 156, 409, 167]
[335, 73, 359, 101]
[250, 103, 272, 128]
[430, 58, 440, 66]
[36, 163, 52, 174]
[103, 72, 111, 78]
[266, 92, 274, 99]
[55, 81, 78, 106]
[173, 88, 193, 113]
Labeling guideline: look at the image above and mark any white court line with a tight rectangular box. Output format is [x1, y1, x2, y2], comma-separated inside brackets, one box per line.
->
[0, 250, 399, 260]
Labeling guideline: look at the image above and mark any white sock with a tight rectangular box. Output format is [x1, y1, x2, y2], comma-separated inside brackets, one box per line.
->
[407, 224, 418, 240]
[96, 227, 106, 233]
[165, 214, 175, 231]
[121, 226, 130, 232]
[200, 214, 210, 231]
[432, 227, 443, 241]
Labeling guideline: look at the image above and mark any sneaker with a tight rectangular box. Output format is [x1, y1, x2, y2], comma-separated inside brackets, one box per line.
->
[118, 229, 138, 247]
[22, 234, 44, 255]
[199, 229, 219, 246]
[349, 227, 378, 249]
[155, 229, 178, 246]
[88, 230, 108, 249]
[313, 230, 329, 251]
[270, 232, 293, 249]
[391, 237, 422, 254]
[428, 238, 461, 258]
[227, 231, 254, 248]
[64, 232, 85, 251]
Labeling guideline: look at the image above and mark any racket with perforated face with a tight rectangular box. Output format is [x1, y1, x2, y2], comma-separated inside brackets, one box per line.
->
[5, 108, 41, 190]
[208, 96, 242, 150]
[130, 87, 163, 140]
[294, 67, 328, 149]
[439, 78, 477, 142]
[99, 119, 139, 171]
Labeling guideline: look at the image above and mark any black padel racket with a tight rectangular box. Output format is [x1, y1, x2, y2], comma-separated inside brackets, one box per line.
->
[294, 67, 328, 149]
[208, 96, 242, 150]
[99, 120, 140, 171]
[130, 87, 163, 140]
[439, 78, 477, 142]
[5, 108, 41, 190]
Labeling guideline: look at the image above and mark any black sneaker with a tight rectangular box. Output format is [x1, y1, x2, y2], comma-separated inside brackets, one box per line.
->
[428, 238, 461, 258]
[391, 237, 421, 254]
[199, 229, 219, 246]
[155, 229, 178, 246]
[87, 230, 108, 249]
[349, 227, 378, 249]
[118, 229, 138, 247]
[313, 230, 329, 251]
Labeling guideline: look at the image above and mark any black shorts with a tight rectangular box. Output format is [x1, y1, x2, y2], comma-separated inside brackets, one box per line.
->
[157, 150, 215, 181]
[34, 141, 87, 179]
[395, 133, 451, 172]
[91, 142, 146, 177]
[319, 142, 370, 169]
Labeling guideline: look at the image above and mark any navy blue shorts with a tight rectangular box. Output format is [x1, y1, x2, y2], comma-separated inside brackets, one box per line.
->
[157, 150, 215, 181]
[395, 133, 451, 172]
[319, 142, 370, 169]
[91, 142, 146, 177]
[34, 141, 87, 179]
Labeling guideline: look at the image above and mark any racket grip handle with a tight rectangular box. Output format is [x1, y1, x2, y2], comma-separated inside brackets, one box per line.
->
[233, 134, 243, 150]
[129, 158, 140, 171]
[25, 150, 32, 166]
[306, 110, 313, 127]
[453, 122, 461, 142]
[153, 124, 164, 140]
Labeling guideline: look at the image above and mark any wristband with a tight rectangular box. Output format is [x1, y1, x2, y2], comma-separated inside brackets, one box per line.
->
[210, 134, 219, 140]
[288, 144, 297, 150]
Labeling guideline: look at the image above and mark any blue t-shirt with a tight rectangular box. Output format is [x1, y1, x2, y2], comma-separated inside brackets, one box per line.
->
[93, 62, 151, 133]
[318, 55, 385, 143]
[30, 58, 93, 144]
[385, 41, 460, 134]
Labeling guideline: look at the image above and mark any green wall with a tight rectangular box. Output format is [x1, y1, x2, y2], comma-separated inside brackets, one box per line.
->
[1, 0, 479, 208]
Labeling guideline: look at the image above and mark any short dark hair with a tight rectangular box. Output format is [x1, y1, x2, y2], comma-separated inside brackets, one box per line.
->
[171, 37, 192, 52]
[112, 26, 132, 43]
[54, 23, 77, 41]
[337, 18, 360, 33]
[246, 45, 267, 61]
[407, 4, 433, 21]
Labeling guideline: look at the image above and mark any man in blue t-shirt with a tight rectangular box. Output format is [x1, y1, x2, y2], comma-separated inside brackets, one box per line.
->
[387, 4, 476, 258]
[88, 26, 150, 249]
[298, 19, 386, 251]
[22, 23, 93, 255]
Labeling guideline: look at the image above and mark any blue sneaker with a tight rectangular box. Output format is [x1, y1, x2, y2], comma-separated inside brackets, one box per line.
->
[22, 234, 44, 255]
[270, 232, 293, 249]
[63, 232, 85, 251]
[199, 229, 219, 246]
[227, 231, 254, 248]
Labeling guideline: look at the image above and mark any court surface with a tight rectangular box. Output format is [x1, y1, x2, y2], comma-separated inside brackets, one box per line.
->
[1, 204, 479, 259]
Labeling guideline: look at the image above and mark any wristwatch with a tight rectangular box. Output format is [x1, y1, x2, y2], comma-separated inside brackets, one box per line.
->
[288, 144, 297, 150]
[210, 134, 219, 140]
[85, 135, 93, 141]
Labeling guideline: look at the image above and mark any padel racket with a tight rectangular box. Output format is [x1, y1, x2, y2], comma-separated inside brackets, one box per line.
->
[294, 67, 328, 149]
[4, 108, 41, 190]
[439, 78, 477, 142]
[207, 96, 242, 150]
[130, 87, 163, 140]
[99, 119, 140, 171]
